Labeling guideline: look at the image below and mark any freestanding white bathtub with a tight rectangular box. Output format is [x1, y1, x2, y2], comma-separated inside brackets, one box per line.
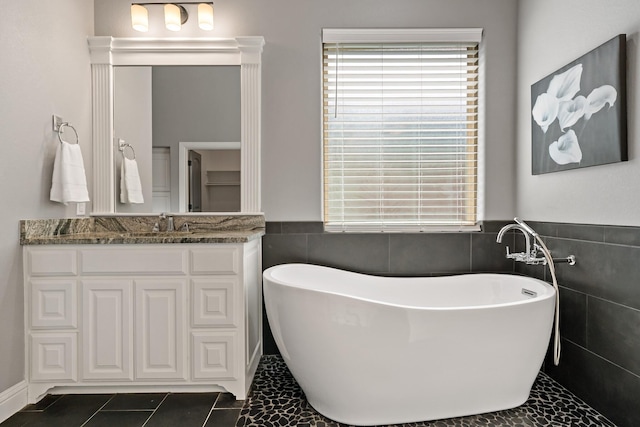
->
[263, 264, 556, 426]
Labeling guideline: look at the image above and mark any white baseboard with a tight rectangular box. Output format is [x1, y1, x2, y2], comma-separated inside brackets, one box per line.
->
[0, 381, 28, 424]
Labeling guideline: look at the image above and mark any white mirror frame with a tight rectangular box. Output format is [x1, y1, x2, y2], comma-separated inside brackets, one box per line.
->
[88, 36, 264, 214]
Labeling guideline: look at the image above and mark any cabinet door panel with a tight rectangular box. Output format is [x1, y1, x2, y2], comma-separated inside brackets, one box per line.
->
[30, 280, 77, 329]
[28, 249, 77, 276]
[81, 248, 188, 275]
[192, 278, 237, 327]
[190, 247, 240, 275]
[192, 332, 236, 380]
[82, 280, 133, 380]
[30, 332, 77, 382]
[244, 240, 262, 365]
[135, 279, 187, 380]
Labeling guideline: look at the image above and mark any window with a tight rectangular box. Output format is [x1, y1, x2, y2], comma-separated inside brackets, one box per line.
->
[322, 29, 482, 232]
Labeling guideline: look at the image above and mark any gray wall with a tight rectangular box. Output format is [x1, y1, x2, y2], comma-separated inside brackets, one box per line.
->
[517, 0, 640, 226]
[94, 0, 519, 221]
[0, 0, 94, 393]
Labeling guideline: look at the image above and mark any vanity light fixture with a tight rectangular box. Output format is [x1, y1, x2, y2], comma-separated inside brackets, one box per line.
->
[130, 2, 214, 32]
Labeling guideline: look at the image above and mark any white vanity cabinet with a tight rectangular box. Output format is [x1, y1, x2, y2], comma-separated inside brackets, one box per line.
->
[23, 239, 262, 403]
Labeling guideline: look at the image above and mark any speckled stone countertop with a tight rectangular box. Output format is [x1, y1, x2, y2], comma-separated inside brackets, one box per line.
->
[20, 215, 265, 245]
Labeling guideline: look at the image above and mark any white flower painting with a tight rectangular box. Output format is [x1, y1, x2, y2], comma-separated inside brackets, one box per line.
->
[549, 130, 582, 165]
[530, 35, 627, 175]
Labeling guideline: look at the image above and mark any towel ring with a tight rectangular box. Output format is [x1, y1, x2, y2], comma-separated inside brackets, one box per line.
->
[58, 122, 79, 145]
[119, 142, 136, 160]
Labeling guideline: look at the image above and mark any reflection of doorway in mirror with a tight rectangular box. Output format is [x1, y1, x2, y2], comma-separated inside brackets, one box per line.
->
[152, 147, 171, 212]
[178, 142, 241, 212]
[188, 151, 202, 212]
[198, 149, 241, 212]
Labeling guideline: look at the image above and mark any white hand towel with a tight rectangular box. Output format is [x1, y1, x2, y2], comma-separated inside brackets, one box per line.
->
[120, 157, 144, 204]
[50, 141, 90, 205]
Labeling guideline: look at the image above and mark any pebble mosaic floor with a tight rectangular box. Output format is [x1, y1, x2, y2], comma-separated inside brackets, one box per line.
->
[237, 355, 616, 427]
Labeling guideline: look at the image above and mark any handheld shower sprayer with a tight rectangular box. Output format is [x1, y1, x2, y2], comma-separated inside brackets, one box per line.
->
[514, 217, 538, 237]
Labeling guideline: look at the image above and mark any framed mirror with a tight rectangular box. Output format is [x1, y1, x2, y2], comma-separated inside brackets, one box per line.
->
[88, 36, 264, 214]
[113, 64, 241, 213]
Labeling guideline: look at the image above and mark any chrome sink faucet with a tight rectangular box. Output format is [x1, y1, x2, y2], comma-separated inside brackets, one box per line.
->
[156, 213, 175, 232]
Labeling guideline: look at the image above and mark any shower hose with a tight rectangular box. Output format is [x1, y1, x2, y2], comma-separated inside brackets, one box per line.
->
[534, 235, 561, 366]
[514, 218, 561, 366]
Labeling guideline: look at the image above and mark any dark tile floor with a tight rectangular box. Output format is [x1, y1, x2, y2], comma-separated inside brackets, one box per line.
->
[0, 391, 242, 427]
[2, 355, 616, 427]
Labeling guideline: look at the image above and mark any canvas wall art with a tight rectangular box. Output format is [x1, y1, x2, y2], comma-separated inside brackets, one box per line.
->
[531, 34, 627, 175]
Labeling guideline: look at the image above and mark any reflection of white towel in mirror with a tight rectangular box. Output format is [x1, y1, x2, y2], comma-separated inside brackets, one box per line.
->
[120, 157, 144, 203]
[50, 141, 90, 205]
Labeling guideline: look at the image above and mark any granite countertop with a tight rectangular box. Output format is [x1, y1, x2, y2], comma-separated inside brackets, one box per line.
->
[20, 215, 265, 245]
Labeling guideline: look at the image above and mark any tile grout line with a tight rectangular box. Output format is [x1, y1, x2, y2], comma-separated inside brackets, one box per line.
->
[200, 392, 221, 427]
[589, 293, 640, 314]
[201, 405, 216, 427]
[562, 336, 640, 381]
[78, 394, 116, 427]
[387, 233, 391, 273]
[469, 233, 473, 272]
[585, 296, 590, 350]
[140, 393, 170, 427]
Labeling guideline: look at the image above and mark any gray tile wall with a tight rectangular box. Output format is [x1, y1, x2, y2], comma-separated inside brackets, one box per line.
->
[261, 220, 640, 427]
[517, 221, 640, 427]
[263, 221, 513, 275]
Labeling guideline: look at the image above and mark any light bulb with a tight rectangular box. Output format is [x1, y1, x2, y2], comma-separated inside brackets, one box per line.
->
[164, 4, 182, 31]
[198, 3, 214, 30]
[131, 4, 149, 32]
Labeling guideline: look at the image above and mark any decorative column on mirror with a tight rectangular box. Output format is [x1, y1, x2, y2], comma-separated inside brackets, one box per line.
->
[238, 37, 265, 213]
[88, 37, 115, 214]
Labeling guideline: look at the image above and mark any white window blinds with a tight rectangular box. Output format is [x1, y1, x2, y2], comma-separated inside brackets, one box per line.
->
[322, 29, 482, 232]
